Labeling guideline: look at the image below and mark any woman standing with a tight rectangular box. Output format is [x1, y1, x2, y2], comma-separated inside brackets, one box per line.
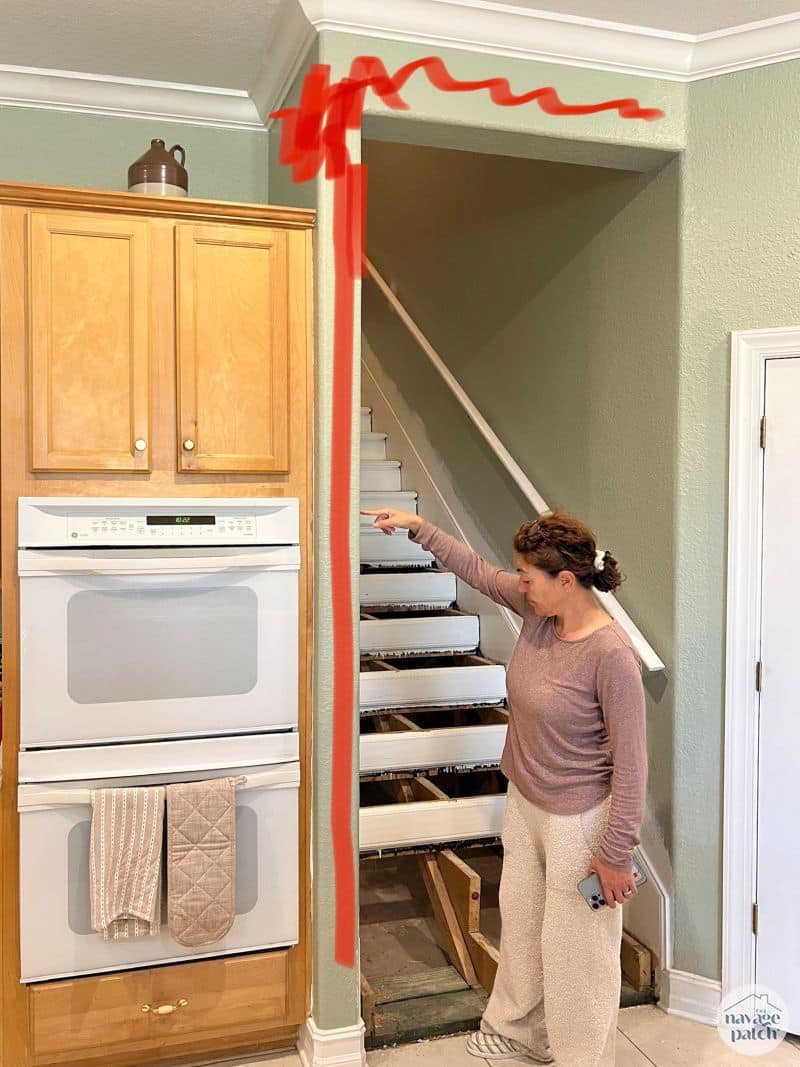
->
[361, 506, 648, 1067]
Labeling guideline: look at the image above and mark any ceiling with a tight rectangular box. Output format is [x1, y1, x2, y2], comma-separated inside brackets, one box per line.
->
[0, 0, 284, 91]
[493, 0, 800, 36]
[2, 0, 800, 129]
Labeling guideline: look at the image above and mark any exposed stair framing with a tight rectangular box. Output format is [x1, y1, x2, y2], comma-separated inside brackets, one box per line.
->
[359, 404, 508, 1041]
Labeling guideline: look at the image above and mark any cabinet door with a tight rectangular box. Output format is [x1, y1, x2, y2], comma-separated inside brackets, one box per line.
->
[176, 223, 289, 473]
[28, 212, 151, 472]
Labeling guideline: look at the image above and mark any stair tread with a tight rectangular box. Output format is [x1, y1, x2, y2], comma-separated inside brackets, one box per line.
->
[370, 966, 468, 1006]
[361, 610, 477, 620]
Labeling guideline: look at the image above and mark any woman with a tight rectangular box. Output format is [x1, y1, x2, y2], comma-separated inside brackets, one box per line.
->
[361, 506, 648, 1067]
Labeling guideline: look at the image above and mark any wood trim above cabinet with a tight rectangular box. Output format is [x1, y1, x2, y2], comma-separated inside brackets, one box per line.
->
[0, 181, 315, 229]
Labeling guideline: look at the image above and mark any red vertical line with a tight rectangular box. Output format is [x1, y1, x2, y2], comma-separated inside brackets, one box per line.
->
[329, 161, 359, 967]
[347, 164, 367, 280]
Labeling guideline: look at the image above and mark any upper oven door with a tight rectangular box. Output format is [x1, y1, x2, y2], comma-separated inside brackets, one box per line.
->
[18, 546, 299, 748]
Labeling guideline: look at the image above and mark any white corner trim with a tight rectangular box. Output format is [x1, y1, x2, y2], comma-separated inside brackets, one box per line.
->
[298, 1017, 367, 1067]
[724, 327, 800, 998]
[0, 63, 264, 130]
[251, 0, 318, 125]
[660, 968, 722, 1025]
[299, 0, 800, 83]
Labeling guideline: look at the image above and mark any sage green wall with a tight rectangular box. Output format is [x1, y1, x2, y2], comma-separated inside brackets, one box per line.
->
[363, 134, 679, 939]
[672, 57, 800, 980]
[322, 31, 686, 161]
[270, 36, 363, 1033]
[269, 38, 319, 210]
[271, 27, 800, 1026]
[0, 106, 267, 201]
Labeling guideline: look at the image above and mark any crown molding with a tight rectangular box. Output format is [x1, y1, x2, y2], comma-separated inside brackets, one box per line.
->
[0, 63, 265, 130]
[4, 0, 800, 130]
[298, 0, 800, 83]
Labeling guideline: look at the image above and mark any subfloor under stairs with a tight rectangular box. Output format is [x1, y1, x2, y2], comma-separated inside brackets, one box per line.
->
[358, 405, 657, 1049]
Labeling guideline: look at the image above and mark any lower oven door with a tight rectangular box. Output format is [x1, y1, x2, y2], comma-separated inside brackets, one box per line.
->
[17, 736, 300, 982]
[18, 545, 299, 747]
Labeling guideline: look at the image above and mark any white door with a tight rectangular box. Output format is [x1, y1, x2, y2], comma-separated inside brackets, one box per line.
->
[755, 356, 800, 1023]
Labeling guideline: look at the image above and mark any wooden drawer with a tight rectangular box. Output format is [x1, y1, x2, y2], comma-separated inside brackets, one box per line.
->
[30, 951, 290, 1063]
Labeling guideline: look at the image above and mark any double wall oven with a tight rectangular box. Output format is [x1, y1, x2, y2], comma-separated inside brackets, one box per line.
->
[16, 497, 302, 982]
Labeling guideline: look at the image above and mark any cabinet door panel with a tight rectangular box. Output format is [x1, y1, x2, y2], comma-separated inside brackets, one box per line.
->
[28, 212, 151, 472]
[176, 223, 289, 473]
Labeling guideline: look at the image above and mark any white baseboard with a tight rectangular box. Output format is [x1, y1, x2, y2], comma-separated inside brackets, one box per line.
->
[660, 968, 722, 1026]
[298, 1017, 367, 1067]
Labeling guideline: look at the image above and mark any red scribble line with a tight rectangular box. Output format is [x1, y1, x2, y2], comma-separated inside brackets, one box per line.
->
[270, 54, 664, 970]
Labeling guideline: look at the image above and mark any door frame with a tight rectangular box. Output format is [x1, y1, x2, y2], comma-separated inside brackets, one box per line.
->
[724, 327, 800, 994]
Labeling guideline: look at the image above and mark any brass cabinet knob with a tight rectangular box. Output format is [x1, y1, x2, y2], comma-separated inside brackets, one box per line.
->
[134, 438, 147, 452]
[182, 439, 195, 452]
[141, 997, 189, 1016]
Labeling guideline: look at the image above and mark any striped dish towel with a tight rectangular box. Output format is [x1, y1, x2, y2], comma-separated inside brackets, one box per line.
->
[90, 786, 165, 940]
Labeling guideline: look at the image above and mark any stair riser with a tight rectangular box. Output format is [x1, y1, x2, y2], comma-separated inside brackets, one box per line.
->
[362, 466, 402, 491]
[360, 409, 372, 433]
[360, 571, 456, 609]
[360, 724, 507, 774]
[360, 795, 506, 852]
[359, 491, 418, 525]
[360, 665, 507, 712]
[361, 530, 434, 568]
[361, 434, 388, 461]
[360, 616, 479, 656]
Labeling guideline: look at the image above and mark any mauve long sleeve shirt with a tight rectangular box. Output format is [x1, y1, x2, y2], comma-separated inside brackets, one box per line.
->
[409, 520, 648, 870]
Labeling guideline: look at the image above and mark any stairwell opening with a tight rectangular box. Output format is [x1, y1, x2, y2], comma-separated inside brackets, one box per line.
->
[358, 135, 677, 1047]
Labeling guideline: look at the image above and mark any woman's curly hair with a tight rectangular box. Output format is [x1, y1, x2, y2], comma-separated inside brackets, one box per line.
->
[513, 509, 624, 593]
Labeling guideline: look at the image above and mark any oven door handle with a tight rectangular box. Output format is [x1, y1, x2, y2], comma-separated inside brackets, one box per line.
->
[18, 546, 300, 577]
[17, 763, 300, 811]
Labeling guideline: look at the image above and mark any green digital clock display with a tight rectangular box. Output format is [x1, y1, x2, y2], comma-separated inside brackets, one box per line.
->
[146, 515, 216, 525]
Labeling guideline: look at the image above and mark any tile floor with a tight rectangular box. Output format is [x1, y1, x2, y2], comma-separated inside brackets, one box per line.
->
[220, 1006, 800, 1066]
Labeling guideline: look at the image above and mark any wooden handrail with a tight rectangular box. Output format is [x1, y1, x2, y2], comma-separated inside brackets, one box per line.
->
[365, 256, 665, 673]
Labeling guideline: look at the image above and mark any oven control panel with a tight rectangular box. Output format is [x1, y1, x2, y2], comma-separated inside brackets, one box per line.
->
[18, 497, 300, 549]
[66, 514, 258, 544]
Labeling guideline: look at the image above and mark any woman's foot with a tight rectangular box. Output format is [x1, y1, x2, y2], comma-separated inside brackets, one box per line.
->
[465, 1028, 555, 1063]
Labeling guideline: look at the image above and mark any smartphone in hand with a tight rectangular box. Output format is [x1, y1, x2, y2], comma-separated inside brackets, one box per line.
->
[577, 857, 647, 910]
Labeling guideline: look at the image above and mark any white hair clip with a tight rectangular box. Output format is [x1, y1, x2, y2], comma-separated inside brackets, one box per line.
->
[594, 549, 607, 572]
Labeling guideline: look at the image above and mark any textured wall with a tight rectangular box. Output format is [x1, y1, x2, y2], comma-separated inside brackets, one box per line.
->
[0, 106, 267, 202]
[672, 58, 800, 980]
[323, 32, 686, 159]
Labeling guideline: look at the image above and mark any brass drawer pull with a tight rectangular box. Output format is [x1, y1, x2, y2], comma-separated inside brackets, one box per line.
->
[141, 997, 189, 1016]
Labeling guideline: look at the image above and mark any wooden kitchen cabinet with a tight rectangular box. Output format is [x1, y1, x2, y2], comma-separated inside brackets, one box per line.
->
[24, 201, 302, 475]
[176, 223, 290, 473]
[28, 211, 152, 473]
[0, 182, 314, 1067]
[29, 951, 292, 1065]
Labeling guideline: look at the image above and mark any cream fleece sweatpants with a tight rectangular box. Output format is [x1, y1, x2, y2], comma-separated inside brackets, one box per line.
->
[482, 782, 624, 1067]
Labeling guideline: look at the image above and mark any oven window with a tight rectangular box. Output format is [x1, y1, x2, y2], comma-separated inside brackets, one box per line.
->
[68, 805, 258, 935]
[66, 586, 258, 703]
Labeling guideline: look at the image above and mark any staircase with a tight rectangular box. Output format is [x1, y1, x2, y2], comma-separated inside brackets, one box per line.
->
[358, 406, 510, 856]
